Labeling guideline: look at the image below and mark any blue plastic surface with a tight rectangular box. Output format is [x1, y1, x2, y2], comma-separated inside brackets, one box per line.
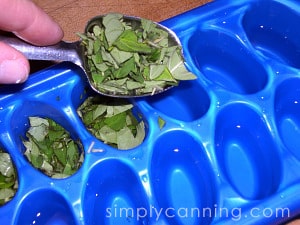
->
[1, 0, 300, 224]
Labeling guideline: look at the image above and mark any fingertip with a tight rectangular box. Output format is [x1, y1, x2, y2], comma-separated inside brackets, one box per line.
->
[0, 58, 29, 84]
[1, 0, 64, 46]
[0, 43, 30, 84]
[49, 22, 64, 45]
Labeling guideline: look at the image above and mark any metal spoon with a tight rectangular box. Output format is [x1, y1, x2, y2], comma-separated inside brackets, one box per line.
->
[0, 14, 183, 98]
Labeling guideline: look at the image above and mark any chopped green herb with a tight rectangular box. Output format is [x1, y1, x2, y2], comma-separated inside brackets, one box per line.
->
[23, 117, 84, 178]
[158, 116, 166, 129]
[0, 149, 18, 206]
[77, 96, 145, 150]
[78, 13, 197, 96]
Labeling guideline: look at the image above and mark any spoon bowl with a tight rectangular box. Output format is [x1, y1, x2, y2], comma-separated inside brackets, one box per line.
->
[0, 14, 190, 98]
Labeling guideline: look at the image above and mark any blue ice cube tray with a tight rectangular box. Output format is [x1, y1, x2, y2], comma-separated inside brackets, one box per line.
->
[1, 0, 300, 224]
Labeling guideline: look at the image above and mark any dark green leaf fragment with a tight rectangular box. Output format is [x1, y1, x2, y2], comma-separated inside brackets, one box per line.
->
[115, 57, 136, 79]
[113, 30, 153, 53]
[158, 116, 166, 129]
[104, 111, 127, 131]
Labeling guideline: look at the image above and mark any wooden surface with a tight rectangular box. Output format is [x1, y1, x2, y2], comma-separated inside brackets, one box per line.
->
[31, 1, 300, 224]
[33, 0, 211, 41]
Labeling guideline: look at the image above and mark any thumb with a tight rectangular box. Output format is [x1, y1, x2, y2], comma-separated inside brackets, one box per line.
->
[0, 42, 29, 84]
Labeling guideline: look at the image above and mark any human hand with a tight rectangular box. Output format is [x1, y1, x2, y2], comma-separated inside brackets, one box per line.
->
[0, 0, 63, 84]
[286, 219, 300, 225]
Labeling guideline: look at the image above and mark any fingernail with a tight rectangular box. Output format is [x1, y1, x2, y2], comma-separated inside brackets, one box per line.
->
[0, 59, 29, 84]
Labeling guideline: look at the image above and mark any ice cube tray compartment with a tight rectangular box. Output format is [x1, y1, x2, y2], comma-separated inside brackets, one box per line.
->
[242, 0, 300, 68]
[188, 29, 269, 94]
[1, 0, 300, 224]
[214, 103, 282, 200]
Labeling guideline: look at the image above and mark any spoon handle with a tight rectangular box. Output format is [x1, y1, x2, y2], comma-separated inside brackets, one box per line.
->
[0, 35, 82, 67]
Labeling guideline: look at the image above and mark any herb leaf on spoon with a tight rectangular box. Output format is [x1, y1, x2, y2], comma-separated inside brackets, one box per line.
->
[78, 13, 197, 96]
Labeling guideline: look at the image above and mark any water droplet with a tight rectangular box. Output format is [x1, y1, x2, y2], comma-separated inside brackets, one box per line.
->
[173, 148, 180, 153]
[141, 175, 148, 182]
